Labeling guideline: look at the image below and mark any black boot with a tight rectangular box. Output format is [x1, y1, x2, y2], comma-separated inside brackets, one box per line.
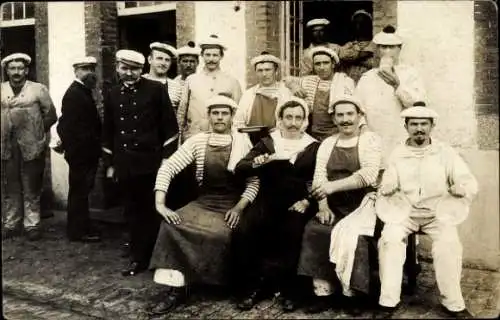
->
[148, 286, 187, 315]
[304, 295, 334, 314]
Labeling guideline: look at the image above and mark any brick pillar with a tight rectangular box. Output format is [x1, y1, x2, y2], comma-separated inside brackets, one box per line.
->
[176, 1, 195, 47]
[84, 2, 120, 210]
[372, 0, 398, 34]
[474, 0, 499, 150]
[245, 1, 281, 86]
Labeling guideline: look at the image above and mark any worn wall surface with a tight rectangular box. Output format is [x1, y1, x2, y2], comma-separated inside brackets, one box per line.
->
[194, 1, 247, 89]
[47, 2, 86, 208]
[398, 0, 499, 270]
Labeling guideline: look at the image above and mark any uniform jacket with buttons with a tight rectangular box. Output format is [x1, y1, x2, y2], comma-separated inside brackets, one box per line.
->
[1, 80, 57, 161]
[102, 78, 179, 179]
[57, 80, 102, 165]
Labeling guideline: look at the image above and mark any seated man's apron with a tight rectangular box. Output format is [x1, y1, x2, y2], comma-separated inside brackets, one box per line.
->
[246, 93, 276, 145]
[298, 135, 376, 293]
[149, 140, 242, 286]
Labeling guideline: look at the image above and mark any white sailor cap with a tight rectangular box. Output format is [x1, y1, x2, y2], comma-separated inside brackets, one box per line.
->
[373, 25, 403, 46]
[199, 34, 226, 50]
[400, 106, 439, 120]
[177, 41, 201, 57]
[150, 42, 177, 58]
[351, 9, 372, 21]
[115, 49, 145, 67]
[275, 96, 310, 119]
[309, 46, 340, 64]
[1, 52, 31, 68]
[306, 18, 330, 28]
[72, 56, 97, 68]
[250, 51, 281, 68]
[206, 94, 238, 112]
[328, 94, 365, 115]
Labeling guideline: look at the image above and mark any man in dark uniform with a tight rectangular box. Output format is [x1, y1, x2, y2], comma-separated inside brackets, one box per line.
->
[57, 56, 101, 243]
[102, 49, 179, 276]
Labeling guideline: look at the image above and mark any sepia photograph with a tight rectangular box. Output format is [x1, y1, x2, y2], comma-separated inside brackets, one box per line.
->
[1, 1, 499, 319]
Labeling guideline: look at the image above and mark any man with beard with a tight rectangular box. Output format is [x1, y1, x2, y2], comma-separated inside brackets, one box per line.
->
[301, 18, 341, 76]
[232, 97, 320, 312]
[102, 49, 178, 276]
[174, 41, 200, 88]
[234, 52, 292, 144]
[285, 47, 356, 141]
[337, 10, 377, 83]
[142, 42, 182, 111]
[57, 56, 102, 242]
[147, 95, 258, 315]
[356, 25, 426, 166]
[373, 107, 477, 319]
[1, 53, 57, 241]
[176, 35, 242, 141]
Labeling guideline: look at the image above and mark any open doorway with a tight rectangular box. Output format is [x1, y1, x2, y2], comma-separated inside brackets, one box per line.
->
[303, 0, 373, 48]
[118, 9, 177, 78]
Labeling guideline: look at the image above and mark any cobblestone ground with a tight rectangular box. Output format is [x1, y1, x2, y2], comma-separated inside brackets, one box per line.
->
[2, 211, 500, 319]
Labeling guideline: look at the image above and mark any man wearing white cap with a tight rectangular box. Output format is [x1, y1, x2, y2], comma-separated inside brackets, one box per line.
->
[102, 49, 179, 276]
[234, 51, 292, 142]
[300, 95, 382, 313]
[285, 46, 355, 141]
[356, 25, 426, 167]
[177, 34, 242, 142]
[143, 42, 182, 110]
[174, 41, 200, 88]
[57, 56, 101, 243]
[338, 10, 377, 83]
[301, 18, 341, 76]
[233, 97, 320, 312]
[374, 106, 477, 318]
[1, 52, 57, 241]
[148, 94, 258, 314]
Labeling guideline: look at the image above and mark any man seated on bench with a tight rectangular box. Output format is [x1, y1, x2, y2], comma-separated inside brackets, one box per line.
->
[300, 95, 382, 314]
[374, 106, 478, 318]
[232, 97, 320, 312]
[147, 95, 259, 315]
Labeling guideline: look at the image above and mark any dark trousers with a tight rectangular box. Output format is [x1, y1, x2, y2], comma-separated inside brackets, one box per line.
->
[119, 173, 161, 267]
[231, 203, 315, 298]
[66, 160, 98, 239]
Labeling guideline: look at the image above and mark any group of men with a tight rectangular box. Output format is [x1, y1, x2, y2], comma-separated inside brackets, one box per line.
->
[1, 13, 478, 319]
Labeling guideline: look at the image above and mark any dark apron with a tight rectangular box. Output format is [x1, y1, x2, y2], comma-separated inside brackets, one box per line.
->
[310, 84, 335, 141]
[298, 136, 374, 287]
[247, 93, 277, 145]
[149, 140, 242, 285]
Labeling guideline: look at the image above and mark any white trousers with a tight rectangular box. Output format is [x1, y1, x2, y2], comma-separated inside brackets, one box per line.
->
[378, 217, 465, 311]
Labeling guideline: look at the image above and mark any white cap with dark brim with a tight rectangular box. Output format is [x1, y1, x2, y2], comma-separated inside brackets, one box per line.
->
[206, 94, 238, 112]
[275, 96, 310, 120]
[115, 49, 145, 67]
[373, 25, 403, 45]
[352, 9, 372, 21]
[72, 56, 97, 68]
[250, 52, 281, 68]
[150, 42, 178, 58]
[1, 53, 31, 68]
[177, 41, 201, 57]
[199, 34, 226, 50]
[400, 106, 439, 120]
[328, 94, 365, 114]
[306, 18, 330, 28]
[309, 46, 340, 64]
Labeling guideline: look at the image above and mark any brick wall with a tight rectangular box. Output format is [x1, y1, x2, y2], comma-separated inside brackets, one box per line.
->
[474, 0, 499, 150]
[372, 0, 398, 34]
[244, 1, 281, 87]
[176, 1, 195, 47]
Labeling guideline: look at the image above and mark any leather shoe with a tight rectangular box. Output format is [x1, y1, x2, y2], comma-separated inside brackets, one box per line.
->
[148, 287, 187, 315]
[439, 305, 473, 319]
[281, 297, 297, 313]
[121, 261, 147, 276]
[236, 290, 262, 311]
[2, 228, 20, 240]
[69, 234, 101, 243]
[372, 304, 401, 319]
[25, 229, 42, 241]
[304, 296, 332, 314]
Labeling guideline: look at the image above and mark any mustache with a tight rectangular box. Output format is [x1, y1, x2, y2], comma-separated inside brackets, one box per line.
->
[414, 131, 426, 135]
[339, 122, 354, 126]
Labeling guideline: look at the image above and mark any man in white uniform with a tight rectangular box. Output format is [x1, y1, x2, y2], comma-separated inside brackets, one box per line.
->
[374, 106, 477, 319]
